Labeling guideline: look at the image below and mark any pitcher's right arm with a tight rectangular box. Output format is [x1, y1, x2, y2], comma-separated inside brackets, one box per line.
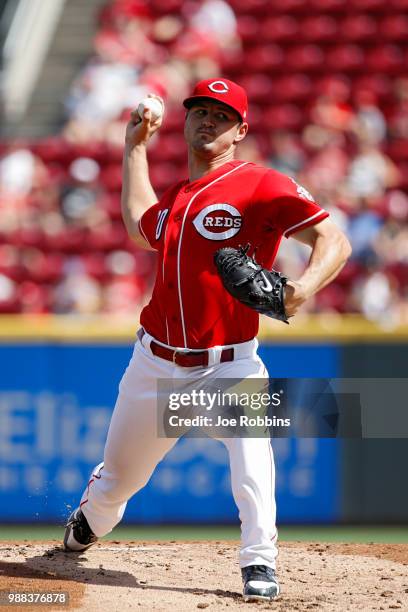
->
[121, 95, 164, 250]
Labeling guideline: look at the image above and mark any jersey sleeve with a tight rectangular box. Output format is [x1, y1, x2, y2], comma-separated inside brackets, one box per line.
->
[138, 181, 184, 249]
[256, 170, 329, 238]
[138, 202, 163, 250]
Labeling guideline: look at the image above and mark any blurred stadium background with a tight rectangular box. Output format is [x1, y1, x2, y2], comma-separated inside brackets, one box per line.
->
[0, 0, 407, 541]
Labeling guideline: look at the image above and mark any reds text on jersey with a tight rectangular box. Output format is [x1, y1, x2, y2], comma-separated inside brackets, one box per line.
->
[139, 161, 329, 349]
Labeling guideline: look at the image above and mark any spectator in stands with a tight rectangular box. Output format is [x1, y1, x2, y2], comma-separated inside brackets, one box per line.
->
[309, 76, 354, 133]
[138, 58, 191, 105]
[350, 259, 401, 327]
[151, 14, 183, 46]
[102, 277, 143, 313]
[268, 130, 305, 177]
[299, 129, 348, 195]
[185, 0, 240, 53]
[352, 89, 387, 145]
[53, 259, 103, 314]
[172, 27, 221, 80]
[64, 60, 142, 136]
[346, 132, 400, 200]
[373, 190, 408, 266]
[346, 196, 384, 264]
[0, 144, 50, 231]
[60, 157, 103, 225]
[18, 281, 50, 313]
[95, 4, 167, 69]
[237, 135, 267, 165]
[389, 77, 408, 141]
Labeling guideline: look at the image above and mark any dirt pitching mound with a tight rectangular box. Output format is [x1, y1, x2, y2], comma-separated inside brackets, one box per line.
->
[0, 541, 407, 611]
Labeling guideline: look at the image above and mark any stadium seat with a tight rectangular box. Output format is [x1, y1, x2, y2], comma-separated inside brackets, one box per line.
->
[326, 45, 365, 72]
[310, 0, 347, 10]
[86, 222, 128, 252]
[385, 263, 408, 289]
[103, 193, 122, 221]
[99, 164, 123, 192]
[21, 251, 64, 284]
[365, 45, 404, 73]
[285, 45, 325, 72]
[268, 0, 308, 12]
[8, 227, 46, 249]
[272, 74, 313, 102]
[315, 284, 348, 313]
[149, 134, 187, 164]
[0, 293, 21, 314]
[228, 0, 270, 16]
[246, 45, 284, 73]
[44, 226, 88, 253]
[395, 162, 408, 190]
[379, 15, 408, 41]
[346, 0, 387, 11]
[242, 104, 264, 132]
[299, 16, 338, 42]
[390, 0, 408, 8]
[148, 163, 183, 192]
[149, 0, 183, 15]
[338, 15, 378, 42]
[334, 261, 365, 287]
[159, 108, 185, 133]
[385, 140, 408, 162]
[387, 138, 408, 162]
[73, 141, 107, 165]
[239, 74, 275, 104]
[352, 75, 392, 101]
[18, 282, 50, 313]
[316, 74, 352, 98]
[81, 253, 109, 281]
[264, 104, 303, 130]
[0, 246, 24, 282]
[236, 16, 260, 44]
[31, 137, 75, 165]
[259, 16, 298, 43]
[103, 144, 124, 165]
[221, 52, 246, 77]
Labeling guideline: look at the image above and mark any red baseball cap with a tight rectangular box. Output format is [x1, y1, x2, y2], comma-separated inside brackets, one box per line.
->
[183, 78, 248, 122]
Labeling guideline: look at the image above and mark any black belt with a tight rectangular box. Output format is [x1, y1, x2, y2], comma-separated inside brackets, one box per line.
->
[138, 329, 234, 367]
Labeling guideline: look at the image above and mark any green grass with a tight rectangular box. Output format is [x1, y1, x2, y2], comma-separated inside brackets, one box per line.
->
[0, 525, 407, 543]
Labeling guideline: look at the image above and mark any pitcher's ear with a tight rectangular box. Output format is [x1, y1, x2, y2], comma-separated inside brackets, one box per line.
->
[234, 122, 249, 143]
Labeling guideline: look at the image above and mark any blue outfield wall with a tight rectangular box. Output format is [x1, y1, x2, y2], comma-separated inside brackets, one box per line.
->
[0, 342, 341, 525]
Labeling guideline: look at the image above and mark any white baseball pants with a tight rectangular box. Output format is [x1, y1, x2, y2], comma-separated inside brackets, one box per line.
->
[79, 331, 278, 569]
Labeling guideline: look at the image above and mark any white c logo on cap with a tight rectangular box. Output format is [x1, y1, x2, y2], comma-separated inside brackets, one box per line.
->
[208, 80, 229, 94]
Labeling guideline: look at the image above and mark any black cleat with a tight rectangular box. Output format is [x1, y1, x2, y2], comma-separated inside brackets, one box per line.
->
[63, 507, 98, 552]
[241, 564, 280, 602]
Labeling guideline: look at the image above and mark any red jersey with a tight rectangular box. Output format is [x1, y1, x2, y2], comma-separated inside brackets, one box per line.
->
[139, 160, 329, 349]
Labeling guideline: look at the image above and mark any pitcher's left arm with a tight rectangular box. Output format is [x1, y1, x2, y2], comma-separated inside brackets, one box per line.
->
[284, 218, 352, 317]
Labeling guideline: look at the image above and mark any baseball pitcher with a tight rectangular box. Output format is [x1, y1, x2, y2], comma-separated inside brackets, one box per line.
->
[63, 78, 351, 602]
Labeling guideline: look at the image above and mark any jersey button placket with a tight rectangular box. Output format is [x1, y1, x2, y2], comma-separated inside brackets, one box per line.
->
[165, 190, 189, 346]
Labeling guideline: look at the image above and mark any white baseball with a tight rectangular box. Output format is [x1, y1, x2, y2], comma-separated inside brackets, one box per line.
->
[137, 97, 164, 121]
